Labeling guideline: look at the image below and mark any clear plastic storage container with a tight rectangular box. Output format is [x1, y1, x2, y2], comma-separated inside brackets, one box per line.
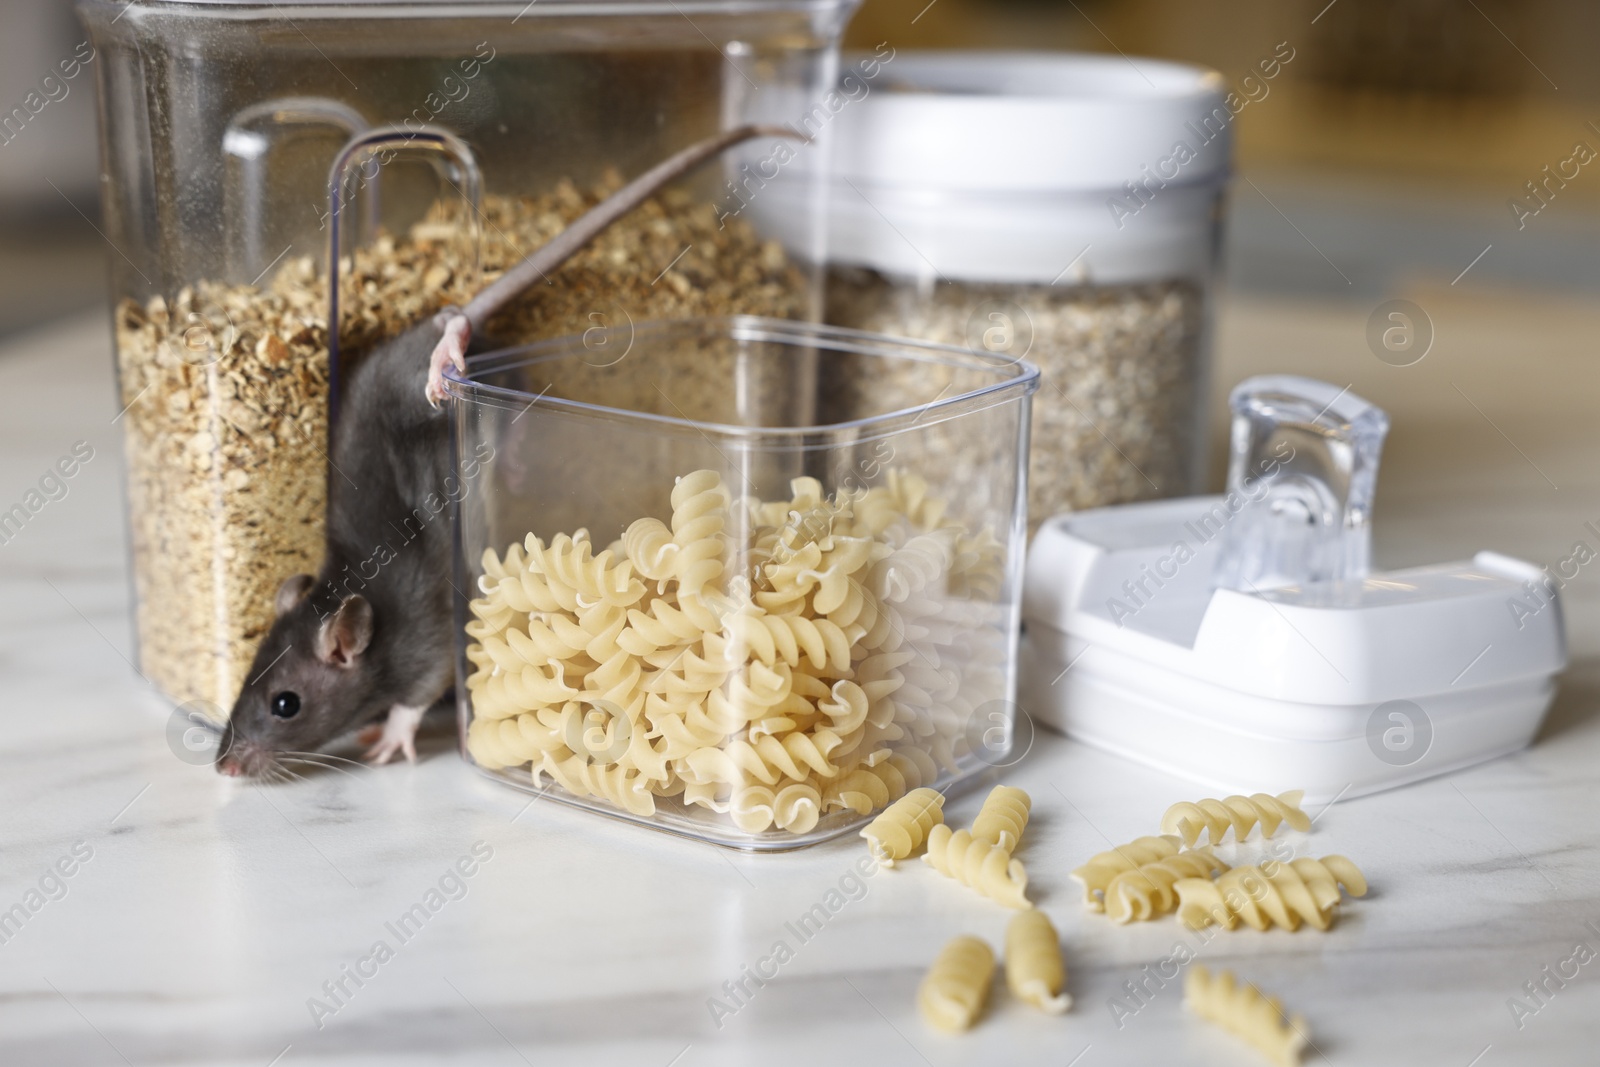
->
[80, 0, 854, 715]
[445, 317, 1038, 849]
[760, 51, 1231, 536]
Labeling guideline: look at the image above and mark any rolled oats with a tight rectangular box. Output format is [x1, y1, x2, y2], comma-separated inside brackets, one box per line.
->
[824, 268, 1205, 537]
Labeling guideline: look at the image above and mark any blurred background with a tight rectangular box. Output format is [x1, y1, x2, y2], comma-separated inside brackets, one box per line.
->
[9, 0, 1600, 337]
[0, 0, 104, 335]
[846, 0, 1600, 303]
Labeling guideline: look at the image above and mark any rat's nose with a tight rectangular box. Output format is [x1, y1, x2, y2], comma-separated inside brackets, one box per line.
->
[215, 738, 256, 777]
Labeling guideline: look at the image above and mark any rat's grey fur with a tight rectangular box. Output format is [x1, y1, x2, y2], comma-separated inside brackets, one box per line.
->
[220, 333, 454, 776]
[219, 124, 802, 774]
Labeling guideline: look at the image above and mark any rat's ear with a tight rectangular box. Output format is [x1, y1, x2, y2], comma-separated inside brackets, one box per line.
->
[317, 595, 373, 667]
[275, 574, 316, 618]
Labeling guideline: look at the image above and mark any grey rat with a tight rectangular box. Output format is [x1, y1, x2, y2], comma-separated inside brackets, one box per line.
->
[218, 124, 800, 777]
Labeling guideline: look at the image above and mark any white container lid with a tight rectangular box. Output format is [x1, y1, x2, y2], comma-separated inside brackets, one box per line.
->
[830, 51, 1230, 193]
[756, 51, 1232, 284]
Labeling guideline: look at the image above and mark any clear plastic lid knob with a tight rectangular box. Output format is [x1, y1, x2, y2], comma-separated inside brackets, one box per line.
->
[1213, 375, 1390, 592]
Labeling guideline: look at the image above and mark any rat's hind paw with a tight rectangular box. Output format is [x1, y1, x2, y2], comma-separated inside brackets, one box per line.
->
[365, 704, 425, 765]
[425, 315, 472, 409]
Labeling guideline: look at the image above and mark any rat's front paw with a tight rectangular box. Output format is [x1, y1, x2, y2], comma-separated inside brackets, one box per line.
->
[364, 704, 425, 765]
[425, 315, 472, 408]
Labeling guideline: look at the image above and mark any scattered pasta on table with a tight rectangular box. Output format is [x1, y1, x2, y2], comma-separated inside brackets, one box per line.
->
[1102, 847, 1229, 924]
[860, 787, 945, 866]
[887, 784, 1365, 1037]
[1161, 790, 1311, 847]
[1175, 855, 1368, 932]
[1069, 834, 1184, 910]
[971, 785, 1032, 853]
[1005, 910, 1070, 1013]
[1185, 964, 1308, 1067]
[918, 935, 996, 1033]
[923, 824, 1031, 910]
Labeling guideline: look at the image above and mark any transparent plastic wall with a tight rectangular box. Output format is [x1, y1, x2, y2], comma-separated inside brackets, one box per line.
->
[446, 317, 1038, 849]
[79, 0, 854, 714]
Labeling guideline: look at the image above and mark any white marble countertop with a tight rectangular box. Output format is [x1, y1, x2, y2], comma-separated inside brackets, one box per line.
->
[4, 289, 1599, 1066]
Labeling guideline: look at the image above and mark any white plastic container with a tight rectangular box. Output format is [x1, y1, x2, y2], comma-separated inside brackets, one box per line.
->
[1019, 376, 1567, 802]
[761, 51, 1232, 532]
[1020, 499, 1566, 803]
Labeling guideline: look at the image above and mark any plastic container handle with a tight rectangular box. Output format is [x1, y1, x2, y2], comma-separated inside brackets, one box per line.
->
[1212, 375, 1390, 592]
[222, 97, 371, 285]
[325, 125, 483, 415]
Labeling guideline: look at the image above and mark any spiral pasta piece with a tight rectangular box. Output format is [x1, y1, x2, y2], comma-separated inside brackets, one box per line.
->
[1175, 855, 1368, 932]
[470, 659, 580, 721]
[841, 486, 900, 538]
[823, 575, 878, 630]
[587, 649, 645, 709]
[859, 787, 944, 866]
[1161, 790, 1311, 847]
[618, 599, 705, 655]
[1185, 965, 1308, 1067]
[1103, 848, 1229, 924]
[487, 554, 564, 614]
[724, 611, 856, 673]
[466, 712, 569, 770]
[479, 541, 523, 581]
[772, 782, 823, 834]
[558, 700, 635, 764]
[726, 783, 822, 834]
[818, 679, 870, 735]
[535, 753, 656, 818]
[622, 517, 678, 581]
[641, 688, 719, 738]
[971, 785, 1031, 853]
[806, 538, 876, 615]
[669, 470, 729, 626]
[551, 542, 644, 608]
[1005, 910, 1070, 1014]
[1069, 835, 1183, 911]
[682, 780, 732, 814]
[681, 730, 843, 787]
[918, 936, 995, 1033]
[824, 749, 938, 814]
[502, 617, 588, 665]
[923, 825, 1030, 909]
[874, 531, 954, 603]
[887, 470, 947, 530]
[822, 767, 898, 814]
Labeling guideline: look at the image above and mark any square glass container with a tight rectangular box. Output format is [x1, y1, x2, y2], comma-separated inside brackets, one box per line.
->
[444, 317, 1038, 849]
[79, 0, 854, 717]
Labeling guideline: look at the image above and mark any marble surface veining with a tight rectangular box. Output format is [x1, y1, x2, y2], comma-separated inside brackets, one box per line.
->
[2, 295, 1599, 1066]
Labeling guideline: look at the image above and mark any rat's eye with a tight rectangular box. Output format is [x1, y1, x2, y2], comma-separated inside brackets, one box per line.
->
[270, 691, 301, 719]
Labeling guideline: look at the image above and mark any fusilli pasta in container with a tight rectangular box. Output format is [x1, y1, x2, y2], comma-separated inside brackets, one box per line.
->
[443, 317, 1038, 849]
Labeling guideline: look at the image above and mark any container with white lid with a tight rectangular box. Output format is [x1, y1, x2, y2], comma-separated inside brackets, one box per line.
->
[759, 50, 1233, 533]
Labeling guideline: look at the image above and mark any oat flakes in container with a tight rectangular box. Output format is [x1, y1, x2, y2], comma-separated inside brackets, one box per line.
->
[79, 0, 855, 715]
[758, 51, 1230, 534]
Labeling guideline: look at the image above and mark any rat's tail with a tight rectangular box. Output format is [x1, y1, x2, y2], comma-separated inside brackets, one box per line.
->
[462, 124, 808, 332]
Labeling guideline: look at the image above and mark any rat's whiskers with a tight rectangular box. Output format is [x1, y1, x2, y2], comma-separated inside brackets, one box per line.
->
[287, 750, 370, 770]
[281, 753, 367, 782]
